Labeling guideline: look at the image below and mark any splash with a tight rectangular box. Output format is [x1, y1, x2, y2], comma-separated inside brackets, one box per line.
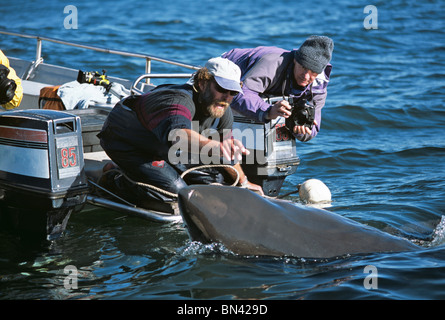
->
[428, 215, 445, 247]
[178, 241, 236, 256]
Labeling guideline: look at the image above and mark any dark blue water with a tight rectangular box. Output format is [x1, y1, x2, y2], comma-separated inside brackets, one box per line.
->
[1, 0, 445, 303]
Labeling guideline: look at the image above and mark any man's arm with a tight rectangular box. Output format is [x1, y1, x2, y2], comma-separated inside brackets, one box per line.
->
[230, 86, 271, 122]
[230, 52, 289, 123]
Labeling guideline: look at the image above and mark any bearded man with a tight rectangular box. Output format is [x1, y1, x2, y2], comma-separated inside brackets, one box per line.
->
[98, 57, 263, 207]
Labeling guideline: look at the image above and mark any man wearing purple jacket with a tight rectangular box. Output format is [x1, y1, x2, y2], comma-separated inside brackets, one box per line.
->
[222, 35, 333, 142]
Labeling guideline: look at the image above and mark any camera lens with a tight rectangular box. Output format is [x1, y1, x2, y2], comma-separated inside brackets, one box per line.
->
[0, 79, 16, 104]
[5, 81, 17, 98]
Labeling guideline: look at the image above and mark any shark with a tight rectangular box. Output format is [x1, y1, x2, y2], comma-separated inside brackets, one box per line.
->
[177, 185, 420, 258]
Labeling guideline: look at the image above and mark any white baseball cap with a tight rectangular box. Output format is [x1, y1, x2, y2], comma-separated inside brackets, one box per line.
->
[205, 57, 243, 94]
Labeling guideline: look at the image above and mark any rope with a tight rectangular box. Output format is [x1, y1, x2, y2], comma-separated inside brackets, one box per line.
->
[180, 164, 240, 185]
[101, 164, 240, 199]
[276, 184, 301, 199]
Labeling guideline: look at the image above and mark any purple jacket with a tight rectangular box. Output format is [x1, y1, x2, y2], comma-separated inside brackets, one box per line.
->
[222, 46, 332, 142]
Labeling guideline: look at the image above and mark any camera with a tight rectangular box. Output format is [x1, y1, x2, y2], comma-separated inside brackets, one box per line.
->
[0, 64, 17, 105]
[77, 69, 112, 92]
[285, 97, 315, 131]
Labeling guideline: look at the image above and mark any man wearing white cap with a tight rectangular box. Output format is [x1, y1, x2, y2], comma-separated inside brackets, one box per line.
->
[98, 57, 263, 207]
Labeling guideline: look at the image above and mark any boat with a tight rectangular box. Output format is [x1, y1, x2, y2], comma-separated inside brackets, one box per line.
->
[0, 30, 300, 240]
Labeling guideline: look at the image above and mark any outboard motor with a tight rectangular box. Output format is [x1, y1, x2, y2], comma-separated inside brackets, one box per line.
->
[0, 109, 89, 240]
[233, 112, 300, 197]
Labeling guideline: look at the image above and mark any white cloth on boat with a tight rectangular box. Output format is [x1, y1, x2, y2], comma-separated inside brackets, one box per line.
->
[57, 81, 130, 110]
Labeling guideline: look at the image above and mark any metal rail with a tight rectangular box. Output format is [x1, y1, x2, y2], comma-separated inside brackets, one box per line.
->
[87, 195, 182, 223]
[0, 29, 201, 76]
[131, 73, 193, 95]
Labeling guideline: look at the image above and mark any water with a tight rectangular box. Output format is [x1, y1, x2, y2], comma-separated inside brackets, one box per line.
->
[1, 0, 445, 303]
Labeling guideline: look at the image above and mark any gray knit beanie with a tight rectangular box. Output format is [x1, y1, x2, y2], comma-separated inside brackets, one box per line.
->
[294, 36, 334, 74]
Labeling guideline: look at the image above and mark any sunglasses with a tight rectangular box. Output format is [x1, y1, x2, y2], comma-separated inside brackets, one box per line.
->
[212, 79, 240, 97]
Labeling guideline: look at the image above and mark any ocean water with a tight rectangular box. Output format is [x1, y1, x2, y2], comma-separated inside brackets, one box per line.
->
[1, 0, 445, 305]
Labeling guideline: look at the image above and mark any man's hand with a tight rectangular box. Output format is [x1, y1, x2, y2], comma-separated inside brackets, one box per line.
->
[220, 137, 250, 162]
[235, 164, 264, 196]
[267, 100, 292, 119]
[292, 119, 318, 135]
[242, 179, 264, 196]
[217, 138, 265, 196]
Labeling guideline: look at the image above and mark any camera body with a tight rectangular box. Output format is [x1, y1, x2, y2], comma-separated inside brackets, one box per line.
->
[77, 70, 112, 92]
[285, 97, 315, 131]
[0, 64, 17, 105]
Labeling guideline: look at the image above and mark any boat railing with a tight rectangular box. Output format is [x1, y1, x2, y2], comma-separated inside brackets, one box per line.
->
[0, 29, 200, 83]
[130, 74, 194, 95]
